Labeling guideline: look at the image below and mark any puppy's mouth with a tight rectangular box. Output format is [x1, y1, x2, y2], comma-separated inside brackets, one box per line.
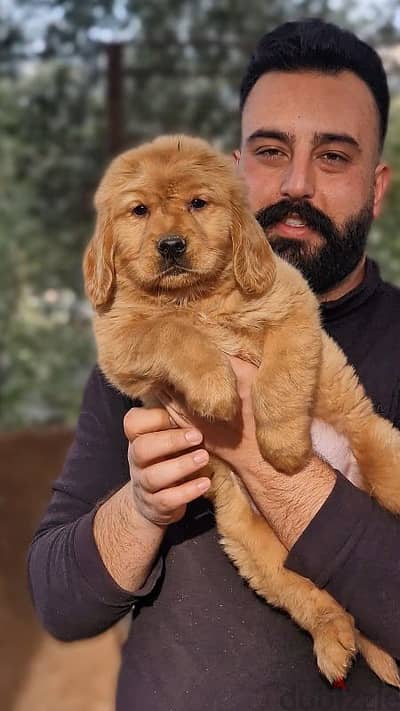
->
[151, 258, 201, 291]
[160, 261, 191, 277]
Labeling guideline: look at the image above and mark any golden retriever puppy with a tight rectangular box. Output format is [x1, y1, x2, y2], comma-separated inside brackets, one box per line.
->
[83, 134, 400, 687]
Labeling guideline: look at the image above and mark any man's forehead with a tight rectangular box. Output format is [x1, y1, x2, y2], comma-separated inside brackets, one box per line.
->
[240, 69, 380, 150]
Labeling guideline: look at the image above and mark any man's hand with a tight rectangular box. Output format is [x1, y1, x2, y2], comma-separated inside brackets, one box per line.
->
[124, 407, 211, 527]
[92, 407, 211, 592]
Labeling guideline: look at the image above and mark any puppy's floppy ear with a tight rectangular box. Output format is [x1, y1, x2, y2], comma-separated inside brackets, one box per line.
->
[231, 200, 276, 296]
[83, 206, 115, 309]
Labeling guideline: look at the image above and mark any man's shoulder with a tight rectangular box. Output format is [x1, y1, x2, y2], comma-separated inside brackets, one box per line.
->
[380, 275, 400, 300]
[377, 273, 400, 321]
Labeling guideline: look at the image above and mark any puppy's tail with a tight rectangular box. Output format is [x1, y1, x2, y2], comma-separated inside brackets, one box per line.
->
[356, 630, 400, 687]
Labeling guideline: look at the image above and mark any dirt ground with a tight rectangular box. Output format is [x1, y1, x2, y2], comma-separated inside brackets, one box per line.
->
[0, 427, 121, 711]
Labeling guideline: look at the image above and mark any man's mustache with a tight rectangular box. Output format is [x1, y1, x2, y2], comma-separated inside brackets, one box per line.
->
[255, 199, 338, 242]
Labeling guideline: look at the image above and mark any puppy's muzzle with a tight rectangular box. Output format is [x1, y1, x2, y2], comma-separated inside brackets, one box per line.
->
[157, 235, 187, 262]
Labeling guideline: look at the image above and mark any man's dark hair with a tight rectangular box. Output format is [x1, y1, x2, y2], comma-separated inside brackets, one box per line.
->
[240, 19, 390, 149]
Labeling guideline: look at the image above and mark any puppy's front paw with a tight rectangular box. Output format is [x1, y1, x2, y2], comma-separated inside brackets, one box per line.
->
[256, 420, 312, 474]
[186, 366, 239, 420]
[313, 611, 357, 684]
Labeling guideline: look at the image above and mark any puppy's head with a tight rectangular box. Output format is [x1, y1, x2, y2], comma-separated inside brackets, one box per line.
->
[83, 135, 276, 308]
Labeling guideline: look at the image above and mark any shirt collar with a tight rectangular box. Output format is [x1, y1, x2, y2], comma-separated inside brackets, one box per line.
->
[320, 258, 382, 324]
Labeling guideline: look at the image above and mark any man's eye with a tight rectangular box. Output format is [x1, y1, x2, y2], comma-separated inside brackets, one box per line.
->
[190, 198, 207, 210]
[256, 148, 285, 160]
[322, 152, 347, 164]
[131, 204, 148, 216]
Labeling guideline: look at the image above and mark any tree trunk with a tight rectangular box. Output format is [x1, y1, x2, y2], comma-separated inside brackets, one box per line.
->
[106, 42, 124, 156]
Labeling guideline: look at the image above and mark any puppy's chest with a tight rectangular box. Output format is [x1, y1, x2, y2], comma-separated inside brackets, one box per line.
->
[192, 310, 265, 366]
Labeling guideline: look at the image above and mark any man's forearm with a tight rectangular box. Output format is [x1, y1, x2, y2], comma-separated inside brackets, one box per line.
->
[238, 455, 337, 549]
[93, 482, 165, 592]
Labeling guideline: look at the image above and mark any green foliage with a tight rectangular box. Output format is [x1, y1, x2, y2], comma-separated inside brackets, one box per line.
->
[0, 57, 105, 429]
[1, 287, 96, 429]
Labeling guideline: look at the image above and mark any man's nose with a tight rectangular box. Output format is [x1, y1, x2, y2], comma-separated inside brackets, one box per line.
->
[157, 235, 187, 259]
[280, 156, 315, 200]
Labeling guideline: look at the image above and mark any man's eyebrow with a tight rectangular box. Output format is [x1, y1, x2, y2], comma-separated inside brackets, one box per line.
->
[246, 129, 294, 145]
[245, 129, 361, 152]
[313, 132, 361, 151]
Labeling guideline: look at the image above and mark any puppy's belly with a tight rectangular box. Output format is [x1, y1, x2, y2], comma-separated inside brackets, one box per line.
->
[311, 418, 363, 490]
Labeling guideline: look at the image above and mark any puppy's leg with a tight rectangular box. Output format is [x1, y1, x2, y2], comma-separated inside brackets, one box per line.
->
[252, 295, 321, 474]
[209, 463, 357, 684]
[96, 316, 239, 420]
[315, 332, 400, 512]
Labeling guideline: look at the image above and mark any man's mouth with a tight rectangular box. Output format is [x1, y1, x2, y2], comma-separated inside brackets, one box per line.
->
[283, 215, 306, 228]
[270, 214, 317, 240]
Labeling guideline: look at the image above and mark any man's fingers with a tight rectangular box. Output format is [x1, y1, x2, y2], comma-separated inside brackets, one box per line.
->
[137, 448, 209, 493]
[157, 391, 194, 429]
[124, 407, 177, 440]
[130, 426, 204, 468]
[149, 476, 211, 514]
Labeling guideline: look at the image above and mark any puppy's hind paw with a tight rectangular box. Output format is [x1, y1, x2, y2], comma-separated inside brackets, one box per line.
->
[313, 612, 357, 685]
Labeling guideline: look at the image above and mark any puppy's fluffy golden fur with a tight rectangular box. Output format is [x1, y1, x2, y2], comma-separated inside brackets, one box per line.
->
[83, 134, 400, 686]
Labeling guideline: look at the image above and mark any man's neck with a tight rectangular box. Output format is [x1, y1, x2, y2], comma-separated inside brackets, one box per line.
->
[318, 256, 367, 304]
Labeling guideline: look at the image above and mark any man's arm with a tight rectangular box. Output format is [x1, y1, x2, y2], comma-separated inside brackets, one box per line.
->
[27, 366, 160, 641]
[238, 452, 336, 549]
[28, 366, 210, 642]
[93, 483, 165, 593]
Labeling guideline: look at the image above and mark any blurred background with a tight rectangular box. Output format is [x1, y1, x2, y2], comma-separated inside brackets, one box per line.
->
[1, 0, 400, 432]
[0, 1, 400, 709]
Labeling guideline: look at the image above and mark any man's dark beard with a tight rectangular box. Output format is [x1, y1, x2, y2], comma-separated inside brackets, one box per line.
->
[255, 199, 374, 294]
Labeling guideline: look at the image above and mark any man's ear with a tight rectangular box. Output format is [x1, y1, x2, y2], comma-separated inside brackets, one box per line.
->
[82, 206, 115, 309]
[232, 148, 241, 165]
[373, 162, 391, 219]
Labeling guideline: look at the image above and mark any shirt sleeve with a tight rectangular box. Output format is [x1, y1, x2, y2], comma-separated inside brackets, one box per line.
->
[27, 365, 163, 642]
[284, 471, 400, 658]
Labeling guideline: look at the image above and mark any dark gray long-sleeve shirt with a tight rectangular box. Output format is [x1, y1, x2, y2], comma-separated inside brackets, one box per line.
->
[28, 259, 400, 710]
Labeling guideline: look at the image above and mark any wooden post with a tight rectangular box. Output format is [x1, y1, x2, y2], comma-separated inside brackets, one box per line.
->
[106, 42, 124, 156]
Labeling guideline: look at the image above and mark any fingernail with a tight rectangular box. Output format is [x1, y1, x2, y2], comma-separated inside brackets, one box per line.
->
[193, 450, 208, 464]
[197, 478, 211, 492]
[185, 429, 202, 444]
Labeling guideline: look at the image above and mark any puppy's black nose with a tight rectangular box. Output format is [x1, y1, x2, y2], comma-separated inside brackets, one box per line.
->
[157, 235, 186, 259]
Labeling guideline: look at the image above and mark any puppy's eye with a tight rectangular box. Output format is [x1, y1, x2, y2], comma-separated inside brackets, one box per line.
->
[131, 204, 148, 216]
[190, 198, 207, 210]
